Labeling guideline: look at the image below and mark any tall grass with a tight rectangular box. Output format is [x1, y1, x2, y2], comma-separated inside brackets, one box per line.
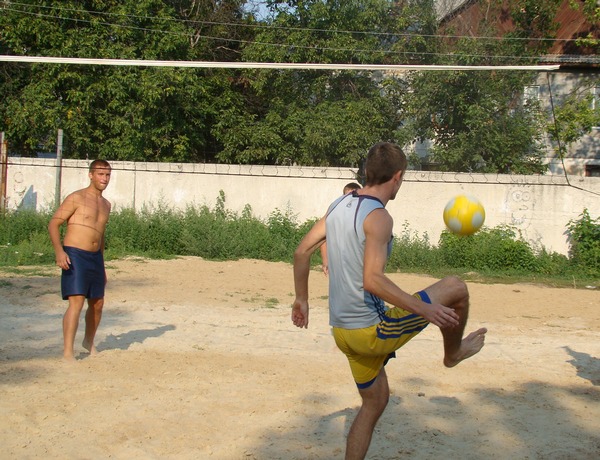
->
[0, 193, 598, 287]
[103, 192, 311, 261]
[0, 209, 55, 265]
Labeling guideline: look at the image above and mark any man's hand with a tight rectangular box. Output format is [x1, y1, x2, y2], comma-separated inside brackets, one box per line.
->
[421, 303, 460, 329]
[54, 249, 71, 271]
[291, 299, 309, 329]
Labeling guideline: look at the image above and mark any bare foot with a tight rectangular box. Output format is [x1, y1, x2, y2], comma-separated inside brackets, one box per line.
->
[444, 327, 487, 368]
[62, 354, 76, 363]
[82, 338, 98, 356]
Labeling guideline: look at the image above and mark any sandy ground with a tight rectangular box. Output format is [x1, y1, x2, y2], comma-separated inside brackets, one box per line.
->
[0, 257, 598, 459]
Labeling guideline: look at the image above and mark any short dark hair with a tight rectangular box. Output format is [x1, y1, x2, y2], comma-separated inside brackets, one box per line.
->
[364, 142, 407, 186]
[89, 159, 111, 172]
[343, 182, 361, 192]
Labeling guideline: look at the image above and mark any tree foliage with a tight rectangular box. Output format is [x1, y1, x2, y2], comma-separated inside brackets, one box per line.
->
[398, 0, 569, 174]
[0, 0, 248, 161]
[403, 69, 548, 173]
[0, 0, 595, 173]
[215, 0, 435, 166]
[568, 0, 600, 50]
[547, 83, 600, 159]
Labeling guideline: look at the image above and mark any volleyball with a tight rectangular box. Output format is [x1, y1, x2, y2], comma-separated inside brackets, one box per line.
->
[443, 195, 485, 236]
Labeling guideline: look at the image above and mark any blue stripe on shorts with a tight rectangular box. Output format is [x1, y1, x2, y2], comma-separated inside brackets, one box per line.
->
[416, 289, 432, 304]
[376, 290, 430, 340]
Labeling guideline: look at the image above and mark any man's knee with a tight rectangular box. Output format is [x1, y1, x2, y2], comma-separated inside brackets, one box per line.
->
[361, 393, 389, 417]
[443, 276, 469, 304]
[88, 298, 104, 311]
[67, 295, 86, 311]
[378, 390, 390, 411]
[360, 374, 390, 412]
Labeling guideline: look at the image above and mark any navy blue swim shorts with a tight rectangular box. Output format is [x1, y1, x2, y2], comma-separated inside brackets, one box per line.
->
[61, 246, 105, 300]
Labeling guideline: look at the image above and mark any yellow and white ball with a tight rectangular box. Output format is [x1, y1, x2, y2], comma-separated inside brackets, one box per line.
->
[443, 195, 485, 236]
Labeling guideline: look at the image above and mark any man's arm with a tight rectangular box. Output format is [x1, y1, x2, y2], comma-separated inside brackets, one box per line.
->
[362, 209, 459, 329]
[48, 193, 77, 270]
[99, 198, 111, 255]
[320, 242, 328, 276]
[101, 199, 111, 284]
[292, 216, 327, 329]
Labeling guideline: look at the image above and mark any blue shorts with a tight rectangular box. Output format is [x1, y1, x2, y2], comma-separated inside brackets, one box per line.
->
[61, 246, 105, 300]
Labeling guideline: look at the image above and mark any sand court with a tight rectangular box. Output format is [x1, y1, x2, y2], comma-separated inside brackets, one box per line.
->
[1, 257, 598, 459]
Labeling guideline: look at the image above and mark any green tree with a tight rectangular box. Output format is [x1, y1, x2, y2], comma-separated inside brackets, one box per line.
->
[0, 0, 250, 161]
[403, 69, 548, 173]
[214, 0, 436, 166]
[568, 0, 600, 50]
[547, 83, 600, 161]
[399, 0, 565, 174]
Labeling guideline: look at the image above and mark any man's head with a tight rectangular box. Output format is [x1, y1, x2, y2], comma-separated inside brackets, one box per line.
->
[364, 142, 406, 186]
[343, 182, 361, 194]
[88, 159, 112, 191]
[89, 159, 111, 173]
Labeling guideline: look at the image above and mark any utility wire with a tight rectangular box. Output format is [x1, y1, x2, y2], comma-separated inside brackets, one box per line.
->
[2, 2, 586, 43]
[0, 6, 564, 63]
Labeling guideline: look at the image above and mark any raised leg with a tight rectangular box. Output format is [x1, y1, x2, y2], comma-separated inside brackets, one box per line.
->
[423, 276, 487, 367]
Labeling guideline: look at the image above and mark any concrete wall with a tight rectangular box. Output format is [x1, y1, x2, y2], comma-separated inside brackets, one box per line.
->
[5, 157, 600, 256]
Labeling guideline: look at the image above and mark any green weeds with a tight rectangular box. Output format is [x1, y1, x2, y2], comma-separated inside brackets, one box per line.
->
[0, 194, 598, 288]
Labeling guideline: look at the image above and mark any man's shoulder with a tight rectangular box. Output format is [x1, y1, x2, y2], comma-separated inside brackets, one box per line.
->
[102, 197, 112, 212]
[364, 206, 392, 227]
[69, 188, 89, 197]
[60, 188, 86, 205]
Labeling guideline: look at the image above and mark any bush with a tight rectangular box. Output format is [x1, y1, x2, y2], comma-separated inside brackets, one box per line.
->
[388, 222, 442, 271]
[566, 208, 600, 276]
[439, 226, 540, 273]
[106, 193, 308, 263]
[0, 209, 52, 245]
[0, 209, 55, 266]
[0, 196, 597, 286]
[535, 248, 571, 276]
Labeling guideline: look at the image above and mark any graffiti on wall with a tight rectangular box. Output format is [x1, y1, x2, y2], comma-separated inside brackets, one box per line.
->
[507, 184, 534, 228]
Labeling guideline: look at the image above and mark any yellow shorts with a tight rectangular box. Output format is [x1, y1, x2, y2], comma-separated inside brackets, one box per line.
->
[332, 291, 430, 388]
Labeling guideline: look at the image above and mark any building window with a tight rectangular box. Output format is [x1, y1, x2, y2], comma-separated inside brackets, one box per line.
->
[585, 164, 600, 177]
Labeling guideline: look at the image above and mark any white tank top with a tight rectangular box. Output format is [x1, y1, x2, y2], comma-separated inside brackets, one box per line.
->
[325, 191, 393, 328]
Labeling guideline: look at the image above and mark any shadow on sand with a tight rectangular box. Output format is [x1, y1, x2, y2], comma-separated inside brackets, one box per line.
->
[564, 346, 600, 386]
[98, 324, 176, 351]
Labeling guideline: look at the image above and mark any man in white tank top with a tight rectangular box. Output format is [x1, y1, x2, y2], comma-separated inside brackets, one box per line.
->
[292, 142, 487, 460]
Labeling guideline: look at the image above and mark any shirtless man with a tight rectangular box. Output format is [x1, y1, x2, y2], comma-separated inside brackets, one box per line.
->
[292, 142, 487, 459]
[48, 160, 112, 361]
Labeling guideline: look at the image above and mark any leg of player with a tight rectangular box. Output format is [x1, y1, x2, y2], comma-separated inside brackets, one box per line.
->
[345, 367, 390, 460]
[63, 295, 86, 361]
[82, 297, 104, 355]
[423, 276, 487, 367]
